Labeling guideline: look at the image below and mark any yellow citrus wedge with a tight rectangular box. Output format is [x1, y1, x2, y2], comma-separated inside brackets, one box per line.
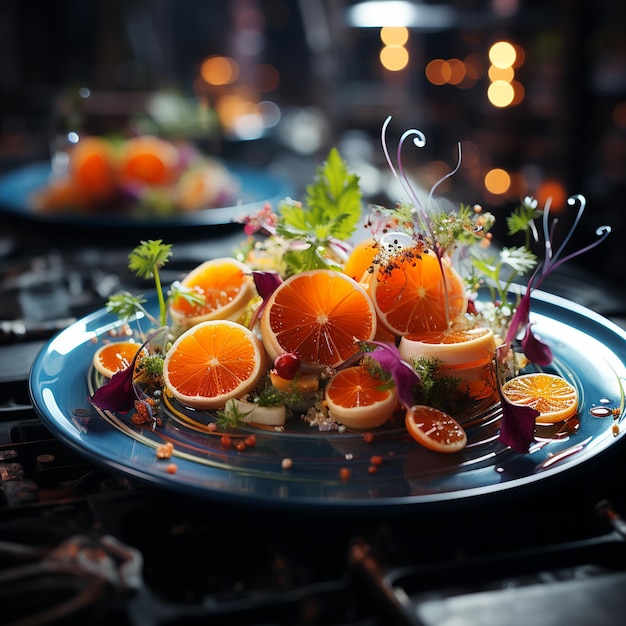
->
[501, 373, 579, 424]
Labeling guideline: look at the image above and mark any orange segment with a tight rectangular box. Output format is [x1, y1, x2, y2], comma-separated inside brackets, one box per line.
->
[405, 405, 467, 453]
[501, 373, 579, 424]
[118, 135, 179, 186]
[260, 269, 377, 368]
[369, 245, 467, 336]
[163, 320, 266, 410]
[93, 341, 145, 378]
[325, 365, 397, 429]
[169, 258, 257, 330]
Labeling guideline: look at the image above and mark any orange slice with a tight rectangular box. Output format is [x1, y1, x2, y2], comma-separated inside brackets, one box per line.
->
[93, 341, 145, 378]
[405, 405, 468, 453]
[118, 135, 179, 186]
[369, 244, 467, 336]
[325, 365, 397, 429]
[68, 136, 117, 202]
[501, 373, 579, 424]
[260, 269, 377, 368]
[163, 320, 266, 410]
[169, 257, 257, 330]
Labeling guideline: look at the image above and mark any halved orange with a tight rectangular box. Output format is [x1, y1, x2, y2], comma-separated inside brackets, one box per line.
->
[405, 405, 467, 453]
[369, 245, 467, 336]
[68, 136, 117, 202]
[343, 237, 378, 289]
[501, 373, 579, 424]
[93, 341, 145, 378]
[169, 257, 257, 330]
[325, 365, 397, 429]
[163, 320, 266, 410]
[260, 269, 377, 368]
[118, 135, 179, 186]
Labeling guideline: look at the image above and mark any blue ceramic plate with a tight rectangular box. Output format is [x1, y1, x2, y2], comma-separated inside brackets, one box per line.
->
[29, 290, 626, 510]
[0, 162, 292, 227]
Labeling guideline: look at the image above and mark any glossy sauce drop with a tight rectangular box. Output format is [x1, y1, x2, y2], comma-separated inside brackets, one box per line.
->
[590, 406, 613, 418]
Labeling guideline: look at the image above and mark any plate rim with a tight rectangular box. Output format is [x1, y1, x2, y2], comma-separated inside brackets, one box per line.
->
[28, 288, 626, 511]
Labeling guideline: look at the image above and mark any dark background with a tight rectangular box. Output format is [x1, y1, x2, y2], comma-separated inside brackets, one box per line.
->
[1, 0, 624, 288]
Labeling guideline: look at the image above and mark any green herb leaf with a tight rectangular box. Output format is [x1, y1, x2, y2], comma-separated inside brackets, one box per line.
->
[274, 148, 362, 272]
[128, 240, 173, 279]
[106, 292, 148, 321]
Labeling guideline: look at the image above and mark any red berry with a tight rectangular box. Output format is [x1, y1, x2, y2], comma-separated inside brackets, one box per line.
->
[273, 352, 301, 380]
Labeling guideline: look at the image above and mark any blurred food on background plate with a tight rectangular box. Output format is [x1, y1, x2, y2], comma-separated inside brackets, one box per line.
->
[31, 89, 240, 216]
[31, 134, 239, 216]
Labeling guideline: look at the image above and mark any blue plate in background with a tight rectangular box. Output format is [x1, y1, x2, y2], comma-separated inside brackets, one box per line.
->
[29, 290, 626, 511]
[0, 162, 293, 227]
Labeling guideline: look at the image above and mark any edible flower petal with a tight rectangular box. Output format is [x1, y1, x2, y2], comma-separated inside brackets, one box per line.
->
[503, 194, 610, 365]
[495, 345, 539, 453]
[248, 270, 283, 329]
[89, 365, 138, 412]
[365, 341, 422, 410]
[521, 323, 553, 367]
[252, 270, 283, 301]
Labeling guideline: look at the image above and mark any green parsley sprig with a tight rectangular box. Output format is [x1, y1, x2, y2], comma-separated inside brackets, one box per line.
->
[276, 148, 362, 273]
[106, 239, 205, 330]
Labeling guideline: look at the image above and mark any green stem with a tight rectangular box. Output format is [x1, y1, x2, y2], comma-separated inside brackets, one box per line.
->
[153, 267, 167, 327]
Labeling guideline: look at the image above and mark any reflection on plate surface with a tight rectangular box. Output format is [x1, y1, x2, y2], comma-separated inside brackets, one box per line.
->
[29, 291, 626, 510]
[0, 162, 292, 227]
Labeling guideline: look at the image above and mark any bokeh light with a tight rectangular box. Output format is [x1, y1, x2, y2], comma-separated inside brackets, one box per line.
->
[488, 80, 515, 107]
[536, 179, 567, 211]
[200, 56, 239, 86]
[380, 26, 409, 46]
[489, 41, 517, 69]
[380, 45, 409, 71]
[425, 59, 450, 85]
[484, 168, 511, 194]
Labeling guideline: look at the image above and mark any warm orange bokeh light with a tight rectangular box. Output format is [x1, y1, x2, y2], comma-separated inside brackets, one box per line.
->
[536, 179, 567, 211]
[484, 168, 511, 194]
[380, 26, 409, 46]
[488, 65, 515, 83]
[200, 56, 239, 86]
[380, 46, 409, 72]
[489, 41, 517, 69]
[447, 58, 466, 85]
[425, 59, 450, 85]
[488, 80, 515, 107]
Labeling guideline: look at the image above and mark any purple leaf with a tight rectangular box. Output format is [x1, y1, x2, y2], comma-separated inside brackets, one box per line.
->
[89, 366, 137, 412]
[521, 324, 553, 367]
[495, 345, 539, 453]
[249, 271, 283, 328]
[504, 289, 531, 345]
[498, 397, 539, 453]
[368, 341, 422, 410]
[252, 271, 283, 301]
